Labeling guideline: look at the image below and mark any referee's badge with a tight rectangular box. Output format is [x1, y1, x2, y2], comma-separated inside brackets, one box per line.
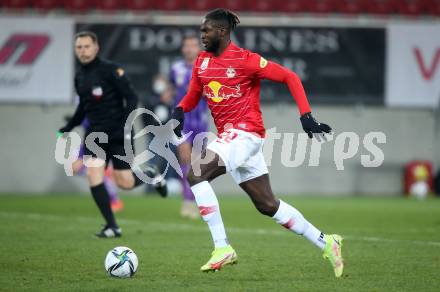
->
[201, 57, 210, 70]
[92, 86, 103, 99]
[116, 68, 125, 77]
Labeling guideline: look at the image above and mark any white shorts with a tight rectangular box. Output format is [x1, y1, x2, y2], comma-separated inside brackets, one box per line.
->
[207, 129, 268, 184]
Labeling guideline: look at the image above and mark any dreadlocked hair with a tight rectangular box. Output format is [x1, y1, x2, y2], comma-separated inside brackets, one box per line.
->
[205, 8, 240, 31]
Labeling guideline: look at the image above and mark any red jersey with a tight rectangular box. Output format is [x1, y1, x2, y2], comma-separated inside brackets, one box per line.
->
[178, 42, 311, 137]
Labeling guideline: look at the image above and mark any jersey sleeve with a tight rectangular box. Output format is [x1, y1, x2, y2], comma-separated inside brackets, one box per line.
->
[62, 77, 86, 132]
[177, 59, 203, 112]
[109, 65, 139, 121]
[62, 100, 85, 132]
[245, 52, 311, 115]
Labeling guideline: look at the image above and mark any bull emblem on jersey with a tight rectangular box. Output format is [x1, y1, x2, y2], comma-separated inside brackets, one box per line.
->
[203, 81, 242, 103]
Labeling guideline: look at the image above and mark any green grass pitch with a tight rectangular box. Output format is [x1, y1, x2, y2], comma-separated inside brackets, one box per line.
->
[0, 194, 439, 291]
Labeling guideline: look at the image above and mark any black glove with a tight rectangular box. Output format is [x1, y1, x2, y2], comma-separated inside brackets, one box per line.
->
[171, 107, 184, 137]
[300, 112, 332, 139]
[58, 126, 69, 133]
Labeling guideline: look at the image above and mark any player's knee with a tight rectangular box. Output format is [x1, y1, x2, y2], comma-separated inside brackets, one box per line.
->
[255, 199, 278, 217]
[87, 167, 104, 185]
[187, 168, 209, 186]
[187, 169, 206, 186]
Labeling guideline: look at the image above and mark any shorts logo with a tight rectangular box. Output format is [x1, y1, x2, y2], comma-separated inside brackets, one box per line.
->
[203, 80, 242, 103]
[201, 57, 210, 70]
[260, 57, 268, 68]
[226, 67, 236, 78]
[92, 86, 103, 99]
[216, 130, 238, 144]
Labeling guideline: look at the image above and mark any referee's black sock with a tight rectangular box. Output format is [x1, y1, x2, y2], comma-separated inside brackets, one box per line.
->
[90, 183, 118, 228]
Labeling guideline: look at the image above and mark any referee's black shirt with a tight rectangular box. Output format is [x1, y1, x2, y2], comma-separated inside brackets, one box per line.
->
[61, 57, 138, 136]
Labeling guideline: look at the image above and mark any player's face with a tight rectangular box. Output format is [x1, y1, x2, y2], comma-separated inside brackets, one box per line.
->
[200, 19, 221, 53]
[75, 36, 99, 65]
[181, 37, 200, 63]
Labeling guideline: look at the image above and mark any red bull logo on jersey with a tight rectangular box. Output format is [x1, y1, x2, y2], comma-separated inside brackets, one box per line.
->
[203, 81, 242, 103]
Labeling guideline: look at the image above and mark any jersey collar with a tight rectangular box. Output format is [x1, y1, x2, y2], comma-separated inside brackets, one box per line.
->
[81, 56, 100, 69]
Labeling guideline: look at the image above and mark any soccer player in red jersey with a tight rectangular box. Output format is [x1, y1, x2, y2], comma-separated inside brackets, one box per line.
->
[171, 9, 344, 277]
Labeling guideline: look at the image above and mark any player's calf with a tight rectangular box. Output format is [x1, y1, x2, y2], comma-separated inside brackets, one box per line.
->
[251, 197, 279, 216]
[113, 166, 167, 197]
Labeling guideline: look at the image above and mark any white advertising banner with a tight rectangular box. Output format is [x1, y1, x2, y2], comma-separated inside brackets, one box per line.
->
[0, 16, 74, 103]
[386, 23, 440, 108]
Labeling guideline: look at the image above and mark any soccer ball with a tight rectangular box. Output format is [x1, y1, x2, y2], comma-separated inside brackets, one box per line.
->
[104, 246, 138, 278]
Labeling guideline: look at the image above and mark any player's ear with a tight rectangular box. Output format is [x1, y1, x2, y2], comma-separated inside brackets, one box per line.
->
[219, 27, 228, 38]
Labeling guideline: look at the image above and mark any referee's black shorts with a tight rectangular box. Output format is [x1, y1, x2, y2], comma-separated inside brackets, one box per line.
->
[83, 130, 133, 170]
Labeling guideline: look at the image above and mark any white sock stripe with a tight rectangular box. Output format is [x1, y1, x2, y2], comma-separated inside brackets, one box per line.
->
[190, 181, 228, 248]
[273, 200, 306, 234]
[272, 200, 325, 250]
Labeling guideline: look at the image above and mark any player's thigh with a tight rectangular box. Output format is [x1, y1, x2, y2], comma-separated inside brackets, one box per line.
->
[113, 169, 135, 190]
[84, 158, 106, 186]
[235, 151, 276, 214]
[177, 142, 192, 165]
[72, 159, 84, 174]
[108, 139, 134, 189]
[187, 149, 226, 185]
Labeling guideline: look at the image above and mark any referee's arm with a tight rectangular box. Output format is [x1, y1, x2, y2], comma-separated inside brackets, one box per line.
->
[111, 67, 138, 120]
[59, 99, 86, 133]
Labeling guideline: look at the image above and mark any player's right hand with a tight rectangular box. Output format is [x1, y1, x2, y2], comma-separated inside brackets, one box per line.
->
[171, 107, 184, 137]
[300, 112, 332, 140]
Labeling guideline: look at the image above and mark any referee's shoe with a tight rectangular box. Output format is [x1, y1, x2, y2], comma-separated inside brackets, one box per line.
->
[145, 164, 168, 197]
[95, 225, 122, 238]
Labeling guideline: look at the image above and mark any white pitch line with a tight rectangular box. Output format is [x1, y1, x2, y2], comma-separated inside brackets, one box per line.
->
[1, 211, 440, 247]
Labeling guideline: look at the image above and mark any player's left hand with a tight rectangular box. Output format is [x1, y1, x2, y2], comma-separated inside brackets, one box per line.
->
[300, 112, 332, 141]
[57, 126, 69, 139]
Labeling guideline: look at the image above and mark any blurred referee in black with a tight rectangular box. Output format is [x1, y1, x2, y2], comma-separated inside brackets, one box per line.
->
[58, 31, 167, 238]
